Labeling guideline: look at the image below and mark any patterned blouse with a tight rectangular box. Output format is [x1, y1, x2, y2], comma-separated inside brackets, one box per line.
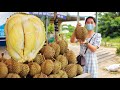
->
[80, 33, 102, 78]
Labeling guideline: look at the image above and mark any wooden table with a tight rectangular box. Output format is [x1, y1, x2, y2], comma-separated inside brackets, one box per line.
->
[74, 73, 91, 78]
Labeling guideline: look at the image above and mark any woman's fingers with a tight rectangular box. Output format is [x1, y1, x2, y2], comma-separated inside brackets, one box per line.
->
[76, 23, 81, 28]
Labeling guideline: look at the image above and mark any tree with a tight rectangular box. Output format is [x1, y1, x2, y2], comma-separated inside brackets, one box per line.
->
[98, 12, 120, 38]
[62, 24, 75, 32]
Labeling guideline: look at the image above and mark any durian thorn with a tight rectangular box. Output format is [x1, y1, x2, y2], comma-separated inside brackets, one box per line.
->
[43, 55, 46, 60]
[63, 53, 66, 56]
[55, 32, 59, 42]
[52, 57, 56, 61]
[42, 55, 45, 60]
[1, 52, 4, 58]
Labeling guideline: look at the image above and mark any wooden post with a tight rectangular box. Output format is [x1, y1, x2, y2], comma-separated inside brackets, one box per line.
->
[54, 12, 59, 42]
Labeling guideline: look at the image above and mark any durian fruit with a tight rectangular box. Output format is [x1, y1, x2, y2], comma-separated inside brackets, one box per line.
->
[0, 62, 8, 78]
[75, 27, 88, 42]
[57, 70, 68, 78]
[5, 13, 46, 63]
[0, 57, 4, 62]
[76, 64, 83, 75]
[57, 40, 68, 55]
[28, 62, 41, 76]
[19, 64, 30, 78]
[4, 59, 14, 73]
[64, 50, 77, 64]
[56, 55, 68, 69]
[39, 46, 45, 54]
[12, 61, 22, 74]
[49, 42, 60, 58]
[6, 73, 21, 78]
[52, 60, 61, 74]
[64, 64, 77, 78]
[41, 60, 54, 75]
[49, 74, 61, 78]
[33, 54, 45, 65]
[33, 73, 48, 78]
[41, 45, 55, 59]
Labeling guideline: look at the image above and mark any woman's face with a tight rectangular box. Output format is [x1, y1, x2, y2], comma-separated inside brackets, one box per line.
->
[85, 18, 96, 27]
[85, 18, 96, 31]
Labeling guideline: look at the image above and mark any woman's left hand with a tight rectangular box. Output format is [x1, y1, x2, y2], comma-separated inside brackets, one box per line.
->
[79, 39, 86, 44]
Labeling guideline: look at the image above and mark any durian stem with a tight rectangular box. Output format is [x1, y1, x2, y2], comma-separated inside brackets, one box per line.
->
[1, 52, 4, 58]
[1, 52, 4, 62]
[55, 32, 59, 43]
[46, 36, 49, 45]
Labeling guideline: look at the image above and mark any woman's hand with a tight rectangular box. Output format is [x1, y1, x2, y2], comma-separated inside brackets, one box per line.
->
[76, 22, 82, 28]
[79, 39, 86, 44]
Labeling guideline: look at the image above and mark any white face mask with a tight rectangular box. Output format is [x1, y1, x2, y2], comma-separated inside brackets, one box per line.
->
[85, 24, 94, 30]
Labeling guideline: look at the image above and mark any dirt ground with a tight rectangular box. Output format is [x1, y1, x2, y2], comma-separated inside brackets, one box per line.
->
[68, 43, 120, 78]
[98, 56, 120, 78]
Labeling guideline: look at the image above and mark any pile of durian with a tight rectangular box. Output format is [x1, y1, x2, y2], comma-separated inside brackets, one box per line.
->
[0, 39, 83, 78]
[0, 13, 83, 78]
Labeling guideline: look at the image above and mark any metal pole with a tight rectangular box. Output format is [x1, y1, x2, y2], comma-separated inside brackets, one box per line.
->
[45, 15, 48, 42]
[77, 12, 80, 23]
[96, 12, 98, 33]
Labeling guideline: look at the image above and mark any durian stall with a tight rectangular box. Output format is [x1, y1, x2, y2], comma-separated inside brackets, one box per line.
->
[0, 12, 91, 78]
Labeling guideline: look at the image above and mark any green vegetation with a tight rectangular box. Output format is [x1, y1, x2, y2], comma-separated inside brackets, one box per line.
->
[116, 45, 120, 56]
[62, 24, 75, 39]
[98, 12, 120, 38]
[101, 36, 120, 48]
[48, 23, 54, 34]
[98, 12, 120, 56]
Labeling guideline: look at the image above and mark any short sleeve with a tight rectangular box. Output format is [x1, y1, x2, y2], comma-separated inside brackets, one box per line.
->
[93, 33, 102, 48]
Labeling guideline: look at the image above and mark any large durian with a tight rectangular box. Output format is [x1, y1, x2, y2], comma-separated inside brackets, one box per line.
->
[76, 64, 83, 75]
[33, 73, 48, 78]
[57, 40, 68, 55]
[64, 64, 77, 78]
[75, 26, 88, 42]
[28, 62, 41, 76]
[4, 59, 14, 73]
[12, 61, 22, 74]
[4, 13, 46, 63]
[41, 60, 54, 75]
[41, 45, 55, 59]
[49, 74, 61, 78]
[19, 64, 30, 77]
[57, 70, 68, 78]
[56, 55, 68, 69]
[6, 73, 21, 78]
[52, 60, 61, 74]
[64, 50, 77, 64]
[5, 60, 22, 74]
[0, 62, 8, 78]
[33, 54, 45, 65]
[49, 42, 60, 58]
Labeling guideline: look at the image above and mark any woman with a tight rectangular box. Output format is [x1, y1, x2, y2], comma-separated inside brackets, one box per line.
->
[70, 16, 102, 78]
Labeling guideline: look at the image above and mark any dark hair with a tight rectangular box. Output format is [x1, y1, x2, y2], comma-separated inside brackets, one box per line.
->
[85, 16, 96, 24]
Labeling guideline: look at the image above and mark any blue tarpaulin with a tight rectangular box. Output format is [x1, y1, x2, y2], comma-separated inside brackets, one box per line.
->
[29, 12, 67, 20]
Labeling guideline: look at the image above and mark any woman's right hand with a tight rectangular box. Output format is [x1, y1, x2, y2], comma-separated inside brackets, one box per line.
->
[76, 22, 81, 28]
